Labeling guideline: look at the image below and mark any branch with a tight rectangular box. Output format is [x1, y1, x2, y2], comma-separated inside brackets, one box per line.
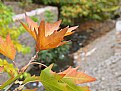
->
[20, 52, 39, 72]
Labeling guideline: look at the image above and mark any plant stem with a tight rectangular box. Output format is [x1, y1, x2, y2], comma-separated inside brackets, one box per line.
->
[0, 73, 23, 90]
[30, 62, 47, 68]
[20, 52, 39, 72]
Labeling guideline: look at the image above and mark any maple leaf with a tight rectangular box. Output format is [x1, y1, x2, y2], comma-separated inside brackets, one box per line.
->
[59, 66, 96, 84]
[39, 65, 68, 91]
[0, 34, 16, 60]
[39, 64, 91, 91]
[21, 14, 78, 51]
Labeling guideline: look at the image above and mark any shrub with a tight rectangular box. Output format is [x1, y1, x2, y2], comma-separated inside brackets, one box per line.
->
[0, 2, 30, 53]
[40, 0, 120, 25]
[36, 42, 71, 67]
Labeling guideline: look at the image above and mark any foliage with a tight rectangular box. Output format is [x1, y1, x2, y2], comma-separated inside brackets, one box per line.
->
[0, 59, 18, 77]
[39, 65, 94, 91]
[0, 2, 30, 53]
[44, 10, 56, 23]
[37, 10, 69, 67]
[25, 13, 70, 68]
[41, 0, 120, 25]
[21, 14, 77, 67]
[19, 0, 33, 8]
[0, 15, 96, 91]
[37, 42, 70, 66]
[0, 34, 16, 60]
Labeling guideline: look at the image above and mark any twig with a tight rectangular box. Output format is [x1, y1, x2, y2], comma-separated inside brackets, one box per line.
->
[12, 60, 18, 68]
[30, 62, 47, 68]
[20, 52, 39, 72]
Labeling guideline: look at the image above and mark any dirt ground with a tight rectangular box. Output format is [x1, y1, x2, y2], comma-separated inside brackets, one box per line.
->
[74, 28, 121, 91]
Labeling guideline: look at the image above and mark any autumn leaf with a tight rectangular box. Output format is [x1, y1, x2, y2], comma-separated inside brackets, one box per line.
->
[36, 20, 69, 51]
[39, 65, 92, 91]
[59, 66, 96, 84]
[21, 14, 78, 51]
[25, 13, 38, 32]
[0, 34, 16, 60]
[20, 21, 37, 40]
[45, 20, 62, 36]
[0, 66, 3, 73]
[65, 26, 78, 36]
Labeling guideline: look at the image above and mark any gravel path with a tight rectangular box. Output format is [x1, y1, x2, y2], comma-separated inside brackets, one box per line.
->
[74, 29, 121, 91]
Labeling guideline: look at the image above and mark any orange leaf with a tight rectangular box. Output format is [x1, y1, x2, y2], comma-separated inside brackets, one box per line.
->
[44, 27, 68, 49]
[0, 34, 16, 60]
[45, 20, 61, 36]
[25, 14, 38, 32]
[20, 21, 37, 40]
[21, 15, 78, 51]
[36, 20, 68, 51]
[59, 66, 96, 84]
[65, 26, 78, 36]
[0, 66, 3, 73]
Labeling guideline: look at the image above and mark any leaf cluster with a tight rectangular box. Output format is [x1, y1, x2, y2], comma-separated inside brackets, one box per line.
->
[41, 0, 120, 25]
[0, 14, 96, 91]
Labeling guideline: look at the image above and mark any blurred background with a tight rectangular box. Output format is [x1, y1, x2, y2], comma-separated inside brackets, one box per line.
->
[0, 0, 121, 91]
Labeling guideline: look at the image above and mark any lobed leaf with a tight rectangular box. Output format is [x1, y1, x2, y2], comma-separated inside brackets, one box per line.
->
[39, 65, 93, 91]
[39, 65, 68, 91]
[59, 66, 96, 84]
[0, 34, 16, 60]
[21, 15, 78, 51]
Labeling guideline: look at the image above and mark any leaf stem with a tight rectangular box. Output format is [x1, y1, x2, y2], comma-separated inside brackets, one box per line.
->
[20, 52, 39, 72]
[30, 62, 47, 68]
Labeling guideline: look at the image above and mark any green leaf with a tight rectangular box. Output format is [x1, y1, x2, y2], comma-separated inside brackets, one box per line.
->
[0, 73, 23, 90]
[61, 79, 90, 91]
[102, 6, 119, 12]
[39, 65, 68, 91]
[39, 65, 90, 91]
[0, 59, 18, 77]
[23, 75, 39, 84]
